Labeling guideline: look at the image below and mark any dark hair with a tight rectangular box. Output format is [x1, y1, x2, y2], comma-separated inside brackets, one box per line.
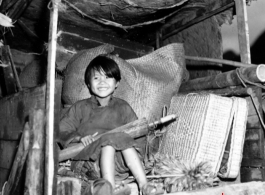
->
[84, 55, 121, 86]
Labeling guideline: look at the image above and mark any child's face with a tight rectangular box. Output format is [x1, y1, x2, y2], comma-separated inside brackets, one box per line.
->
[89, 70, 119, 99]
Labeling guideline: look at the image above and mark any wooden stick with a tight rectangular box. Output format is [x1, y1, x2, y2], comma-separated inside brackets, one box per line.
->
[3, 122, 31, 195]
[7, 45, 22, 91]
[45, 0, 60, 195]
[179, 65, 265, 93]
[59, 118, 148, 162]
[1, 46, 17, 95]
[24, 109, 45, 195]
[59, 115, 177, 162]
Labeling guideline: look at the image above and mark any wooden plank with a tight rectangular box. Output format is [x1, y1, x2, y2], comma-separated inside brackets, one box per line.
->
[24, 109, 45, 195]
[3, 122, 31, 195]
[168, 181, 265, 195]
[0, 84, 46, 140]
[0, 140, 19, 169]
[240, 168, 264, 182]
[235, 0, 251, 64]
[242, 130, 263, 161]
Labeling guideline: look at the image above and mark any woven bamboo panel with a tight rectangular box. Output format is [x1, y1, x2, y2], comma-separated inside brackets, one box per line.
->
[158, 93, 248, 177]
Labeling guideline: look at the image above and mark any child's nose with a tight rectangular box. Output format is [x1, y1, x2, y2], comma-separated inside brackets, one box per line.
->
[99, 76, 107, 82]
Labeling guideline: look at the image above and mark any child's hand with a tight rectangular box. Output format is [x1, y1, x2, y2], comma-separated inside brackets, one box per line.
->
[80, 132, 98, 146]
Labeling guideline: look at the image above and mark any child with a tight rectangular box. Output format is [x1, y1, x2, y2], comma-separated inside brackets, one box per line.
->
[58, 55, 148, 195]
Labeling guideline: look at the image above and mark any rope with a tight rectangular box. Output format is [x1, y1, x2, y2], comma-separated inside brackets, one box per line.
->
[236, 68, 265, 90]
[235, 68, 265, 131]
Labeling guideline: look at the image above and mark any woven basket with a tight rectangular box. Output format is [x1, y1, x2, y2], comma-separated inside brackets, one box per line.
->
[157, 93, 248, 178]
[62, 43, 186, 122]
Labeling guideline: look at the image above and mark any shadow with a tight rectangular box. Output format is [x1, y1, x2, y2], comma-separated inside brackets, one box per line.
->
[250, 30, 265, 65]
[223, 30, 265, 67]
[222, 50, 240, 72]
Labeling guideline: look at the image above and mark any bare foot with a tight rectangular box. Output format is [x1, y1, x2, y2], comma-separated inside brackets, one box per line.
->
[114, 183, 131, 195]
[141, 182, 164, 195]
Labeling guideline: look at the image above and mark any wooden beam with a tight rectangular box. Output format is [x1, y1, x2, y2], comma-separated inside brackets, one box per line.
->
[235, 0, 251, 64]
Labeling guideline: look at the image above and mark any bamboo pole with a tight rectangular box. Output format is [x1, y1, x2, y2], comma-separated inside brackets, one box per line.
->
[59, 118, 147, 162]
[45, 0, 60, 195]
[24, 109, 45, 195]
[59, 115, 176, 162]
[235, 0, 251, 64]
[179, 65, 265, 93]
[3, 122, 31, 195]
[185, 56, 256, 68]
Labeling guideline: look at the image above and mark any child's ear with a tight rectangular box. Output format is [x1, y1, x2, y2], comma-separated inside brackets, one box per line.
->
[115, 81, 120, 88]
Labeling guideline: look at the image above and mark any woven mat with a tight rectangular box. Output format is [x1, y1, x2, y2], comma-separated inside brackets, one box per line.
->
[62, 43, 186, 122]
[157, 93, 248, 178]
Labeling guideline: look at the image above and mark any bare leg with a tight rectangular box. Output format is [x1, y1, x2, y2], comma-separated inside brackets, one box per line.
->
[122, 148, 147, 189]
[100, 145, 115, 188]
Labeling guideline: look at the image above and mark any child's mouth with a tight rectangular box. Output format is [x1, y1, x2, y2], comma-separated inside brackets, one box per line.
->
[98, 87, 108, 91]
